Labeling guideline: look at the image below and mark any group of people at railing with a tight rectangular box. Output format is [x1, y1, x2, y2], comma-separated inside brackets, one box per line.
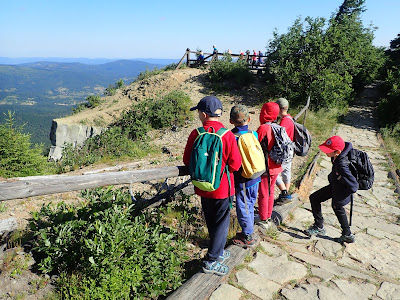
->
[195, 45, 266, 68]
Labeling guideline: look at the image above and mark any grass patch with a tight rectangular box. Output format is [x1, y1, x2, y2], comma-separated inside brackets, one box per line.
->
[380, 127, 400, 170]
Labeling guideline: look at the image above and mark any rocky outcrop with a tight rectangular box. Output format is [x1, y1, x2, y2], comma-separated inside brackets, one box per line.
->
[48, 120, 105, 161]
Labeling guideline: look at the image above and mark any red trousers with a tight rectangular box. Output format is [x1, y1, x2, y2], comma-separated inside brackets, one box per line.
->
[258, 174, 278, 221]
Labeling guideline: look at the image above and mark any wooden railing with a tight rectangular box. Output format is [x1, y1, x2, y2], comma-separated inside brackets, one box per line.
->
[176, 48, 267, 70]
[0, 97, 310, 202]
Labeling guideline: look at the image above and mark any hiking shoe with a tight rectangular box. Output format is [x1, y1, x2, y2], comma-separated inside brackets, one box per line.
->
[232, 233, 255, 248]
[217, 250, 231, 263]
[257, 218, 274, 230]
[304, 224, 326, 237]
[202, 261, 229, 276]
[338, 233, 356, 243]
[275, 192, 293, 205]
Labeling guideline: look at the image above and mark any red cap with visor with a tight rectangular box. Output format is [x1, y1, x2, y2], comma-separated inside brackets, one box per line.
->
[319, 136, 345, 153]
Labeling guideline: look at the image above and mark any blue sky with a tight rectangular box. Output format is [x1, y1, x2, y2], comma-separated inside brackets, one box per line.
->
[1, 0, 399, 59]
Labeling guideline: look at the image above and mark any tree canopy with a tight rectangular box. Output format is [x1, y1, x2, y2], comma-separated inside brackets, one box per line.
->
[264, 0, 385, 108]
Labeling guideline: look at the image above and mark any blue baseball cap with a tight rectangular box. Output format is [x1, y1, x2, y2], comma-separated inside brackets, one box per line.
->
[190, 96, 223, 117]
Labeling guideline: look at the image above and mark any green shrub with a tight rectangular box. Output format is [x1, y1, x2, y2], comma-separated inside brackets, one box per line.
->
[264, 3, 385, 108]
[116, 90, 192, 140]
[208, 54, 253, 88]
[55, 127, 155, 173]
[72, 95, 103, 114]
[30, 187, 187, 299]
[136, 67, 164, 81]
[58, 90, 190, 172]
[104, 79, 124, 96]
[0, 111, 49, 178]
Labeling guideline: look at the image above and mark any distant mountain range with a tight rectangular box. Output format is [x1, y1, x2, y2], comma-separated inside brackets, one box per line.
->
[0, 58, 178, 145]
[0, 57, 179, 65]
[0, 59, 171, 106]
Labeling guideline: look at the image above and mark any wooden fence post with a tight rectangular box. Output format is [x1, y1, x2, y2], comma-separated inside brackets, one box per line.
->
[186, 48, 190, 67]
[176, 48, 190, 70]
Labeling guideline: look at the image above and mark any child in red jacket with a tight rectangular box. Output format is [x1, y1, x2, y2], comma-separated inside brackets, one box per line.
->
[256, 102, 282, 230]
[275, 97, 295, 205]
[183, 96, 242, 276]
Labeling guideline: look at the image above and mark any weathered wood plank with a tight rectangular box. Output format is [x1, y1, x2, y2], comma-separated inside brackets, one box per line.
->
[0, 166, 188, 201]
[167, 236, 260, 300]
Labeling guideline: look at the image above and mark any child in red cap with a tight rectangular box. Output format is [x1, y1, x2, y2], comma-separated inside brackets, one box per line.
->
[305, 135, 358, 243]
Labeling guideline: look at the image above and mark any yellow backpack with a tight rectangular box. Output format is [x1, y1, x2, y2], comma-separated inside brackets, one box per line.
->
[235, 131, 266, 179]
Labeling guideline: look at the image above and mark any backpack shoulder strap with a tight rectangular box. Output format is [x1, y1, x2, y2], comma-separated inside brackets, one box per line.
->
[215, 127, 228, 137]
[196, 127, 206, 135]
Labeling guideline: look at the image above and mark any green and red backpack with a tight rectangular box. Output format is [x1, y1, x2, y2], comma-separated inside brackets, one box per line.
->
[189, 127, 229, 192]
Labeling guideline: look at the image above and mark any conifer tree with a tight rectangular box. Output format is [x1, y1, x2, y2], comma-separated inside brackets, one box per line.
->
[0, 111, 48, 178]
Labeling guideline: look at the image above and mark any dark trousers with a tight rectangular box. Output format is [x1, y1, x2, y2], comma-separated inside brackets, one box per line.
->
[309, 184, 351, 236]
[201, 197, 231, 262]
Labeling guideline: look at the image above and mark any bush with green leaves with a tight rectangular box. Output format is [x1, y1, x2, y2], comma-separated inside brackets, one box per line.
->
[57, 90, 190, 172]
[73, 95, 104, 114]
[207, 54, 253, 88]
[30, 187, 187, 299]
[115, 90, 192, 140]
[0, 111, 49, 178]
[264, 0, 385, 108]
[104, 79, 124, 96]
[55, 127, 155, 173]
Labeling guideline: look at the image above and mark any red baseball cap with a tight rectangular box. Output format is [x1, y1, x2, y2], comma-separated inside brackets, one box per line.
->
[319, 136, 345, 153]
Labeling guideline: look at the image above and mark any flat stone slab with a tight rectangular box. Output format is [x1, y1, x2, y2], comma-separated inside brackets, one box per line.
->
[313, 238, 343, 258]
[236, 269, 280, 300]
[291, 252, 373, 281]
[333, 279, 377, 300]
[249, 253, 308, 284]
[282, 280, 376, 300]
[376, 282, 400, 300]
[259, 241, 285, 257]
[311, 267, 335, 281]
[209, 284, 242, 300]
[343, 232, 400, 278]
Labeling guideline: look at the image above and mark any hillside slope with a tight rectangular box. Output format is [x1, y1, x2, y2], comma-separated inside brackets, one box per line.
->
[53, 67, 264, 158]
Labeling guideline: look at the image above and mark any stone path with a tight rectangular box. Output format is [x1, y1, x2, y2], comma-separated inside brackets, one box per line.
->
[210, 84, 400, 300]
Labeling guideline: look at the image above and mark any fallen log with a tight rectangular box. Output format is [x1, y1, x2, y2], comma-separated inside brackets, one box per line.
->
[0, 166, 189, 201]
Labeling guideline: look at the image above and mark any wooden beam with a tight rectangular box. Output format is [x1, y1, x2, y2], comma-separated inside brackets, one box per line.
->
[294, 95, 311, 121]
[167, 235, 261, 300]
[0, 166, 189, 201]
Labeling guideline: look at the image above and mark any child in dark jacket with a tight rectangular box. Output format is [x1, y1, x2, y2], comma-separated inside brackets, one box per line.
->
[183, 96, 242, 276]
[229, 105, 261, 247]
[305, 136, 358, 243]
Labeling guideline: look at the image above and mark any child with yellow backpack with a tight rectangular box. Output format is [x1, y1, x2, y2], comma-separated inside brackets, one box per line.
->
[230, 105, 266, 247]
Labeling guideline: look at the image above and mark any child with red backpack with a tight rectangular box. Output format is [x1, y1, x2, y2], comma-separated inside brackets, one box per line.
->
[229, 105, 263, 247]
[183, 96, 242, 276]
[256, 102, 283, 230]
[305, 136, 358, 243]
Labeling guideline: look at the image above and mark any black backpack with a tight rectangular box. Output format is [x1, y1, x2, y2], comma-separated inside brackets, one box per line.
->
[347, 148, 374, 190]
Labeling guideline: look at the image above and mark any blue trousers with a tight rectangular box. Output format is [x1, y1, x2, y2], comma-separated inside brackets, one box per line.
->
[201, 197, 230, 262]
[235, 184, 259, 236]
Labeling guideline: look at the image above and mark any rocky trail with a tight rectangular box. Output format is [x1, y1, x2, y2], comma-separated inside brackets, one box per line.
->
[208, 83, 400, 300]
